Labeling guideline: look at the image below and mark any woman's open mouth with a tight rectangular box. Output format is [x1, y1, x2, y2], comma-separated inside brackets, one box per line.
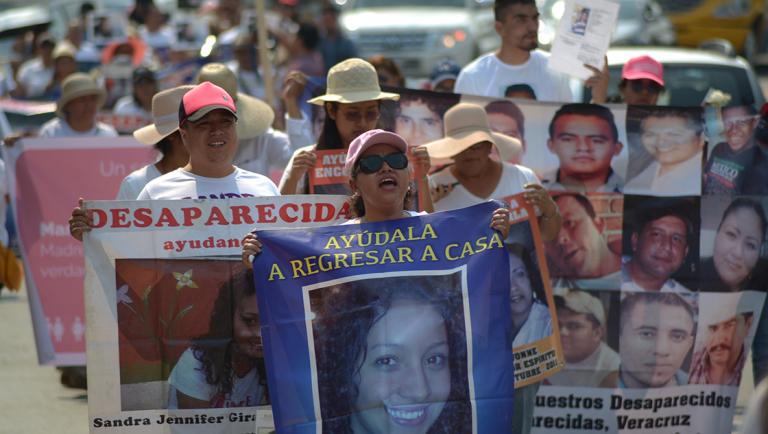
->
[378, 176, 399, 190]
[208, 140, 225, 148]
[386, 404, 429, 426]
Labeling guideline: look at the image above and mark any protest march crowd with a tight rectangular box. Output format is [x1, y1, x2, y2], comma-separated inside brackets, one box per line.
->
[3, 0, 768, 433]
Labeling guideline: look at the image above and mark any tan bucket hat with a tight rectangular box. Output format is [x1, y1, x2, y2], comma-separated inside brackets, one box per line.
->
[421, 103, 521, 162]
[133, 85, 194, 145]
[53, 41, 76, 60]
[195, 63, 274, 140]
[56, 73, 107, 115]
[308, 58, 399, 106]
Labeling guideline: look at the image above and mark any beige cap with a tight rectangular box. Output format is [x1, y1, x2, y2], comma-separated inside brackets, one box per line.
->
[133, 85, 194, 145]
[195, 63, 274, 140]
[56, 73, 106, 115]
[421, 103, 521, 162]
[557, 290, 605, 326]
[308, 58, 400, 105]
[53, 41, 76, 60]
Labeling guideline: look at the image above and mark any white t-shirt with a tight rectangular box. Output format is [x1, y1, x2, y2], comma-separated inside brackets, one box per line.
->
[138, 26, 176, 51]
[168, 347, 266, 409]
[38, 118, 118, 138]
[430, 162, 539, 212]
[116, 163, 162, 200]
[512, 301, 552, 348]
[624, 152, 703, 197]
[16, 58, 53, 99]
[454, 50, 572, 103]
[137, 167, 279, 200]
[235, 128, 301, 178]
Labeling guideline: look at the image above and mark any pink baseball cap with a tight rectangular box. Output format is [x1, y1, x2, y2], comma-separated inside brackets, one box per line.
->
[621, 55, 664, 87]
[178, 81, 238, 125]
[344, 129, 409, 176]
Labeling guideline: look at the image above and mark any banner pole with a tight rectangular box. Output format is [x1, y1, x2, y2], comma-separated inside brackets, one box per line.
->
[255, 0, 275, 112]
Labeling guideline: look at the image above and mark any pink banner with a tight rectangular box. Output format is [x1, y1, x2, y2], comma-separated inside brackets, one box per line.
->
[6, 137, 156, 365]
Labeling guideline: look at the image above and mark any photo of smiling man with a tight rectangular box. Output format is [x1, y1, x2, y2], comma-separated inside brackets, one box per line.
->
[308, 272, 472, 434]
[703, 105, 759, 195]
[621, 196, 700, 293]
[618, 292, 697, 388]
[541, 103, 624, 193]
[689, 292, 757, 385]
[624, 107, 706, 196]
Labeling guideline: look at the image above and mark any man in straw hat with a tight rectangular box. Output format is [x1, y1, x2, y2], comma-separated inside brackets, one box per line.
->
[547, 290, 619, 388]
[278, 57, 403, 195]
[38, 72, 117, 138]
[421, 101, 560, 434]
[195, 63, 301, 179]
[689, 293, 756, 386]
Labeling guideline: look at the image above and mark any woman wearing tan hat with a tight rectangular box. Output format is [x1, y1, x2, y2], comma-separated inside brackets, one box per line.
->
[278, 58, 433, 196]
[423, 103, 560, 240]
[116, 85, 193, 200]
[38, 73, 118, 138]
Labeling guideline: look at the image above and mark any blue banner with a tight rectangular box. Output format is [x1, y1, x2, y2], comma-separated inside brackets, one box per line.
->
[253, 201, 520, 433]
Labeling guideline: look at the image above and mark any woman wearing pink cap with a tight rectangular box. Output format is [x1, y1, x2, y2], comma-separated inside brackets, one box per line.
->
[592, 55, 665, 106]
[242, 129, 510, 263]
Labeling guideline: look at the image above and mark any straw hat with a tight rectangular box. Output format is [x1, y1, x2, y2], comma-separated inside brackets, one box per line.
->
[52, 41, 76, 60]
[195, 63, 274, 140]
[421, 103, 521, 162]
[56, 73, 106, 115]
[133, 85, 193, 145]
[308, 58, 399, 105]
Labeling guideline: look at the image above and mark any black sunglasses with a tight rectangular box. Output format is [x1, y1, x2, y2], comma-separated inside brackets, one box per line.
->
[628, 79, 663, 94]
[356, 152, 409, 174]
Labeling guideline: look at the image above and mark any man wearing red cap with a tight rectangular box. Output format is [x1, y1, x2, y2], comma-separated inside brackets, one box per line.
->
[136, 81, 279, 199]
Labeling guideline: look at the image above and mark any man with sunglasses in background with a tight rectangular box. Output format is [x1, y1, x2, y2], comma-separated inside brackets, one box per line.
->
[703, 105, 759, 195]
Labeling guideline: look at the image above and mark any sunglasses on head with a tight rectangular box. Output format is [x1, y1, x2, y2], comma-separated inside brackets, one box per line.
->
[628, 79, 663, 94]
[356, 152, 409, 174]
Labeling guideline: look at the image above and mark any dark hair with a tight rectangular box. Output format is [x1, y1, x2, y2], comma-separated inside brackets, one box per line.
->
[311, 273, 471, 434]
[619, 292, 695, 335]
[552, 192, 597, 219]
[718, 198, 768, 242]
[348, 164, 413, 218]
[640, 107, 704, 136]
[190, 268, 267, 400]
[634, 200, 695, 246]
[296, 22, 321, 51]
[506, 242, 546, 307]
[367, 55, 406, 87]
[494, 0, 536, 21]
[504, 84, 537, 100]
[485, 100, 525, 137]
[317, 101, 383, 151]
[548, 103, 618, 142]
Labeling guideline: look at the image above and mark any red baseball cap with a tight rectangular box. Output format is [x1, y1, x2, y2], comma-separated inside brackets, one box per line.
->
[344, 129, 408, 176]
[178, 81, 238, 125]
[621, 55, 664, 87]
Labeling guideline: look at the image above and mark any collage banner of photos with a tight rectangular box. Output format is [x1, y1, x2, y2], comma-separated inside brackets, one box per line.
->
[252, 198, 556, 433]
[83, 196, 350, 433]
[339, 86, 765, 434]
